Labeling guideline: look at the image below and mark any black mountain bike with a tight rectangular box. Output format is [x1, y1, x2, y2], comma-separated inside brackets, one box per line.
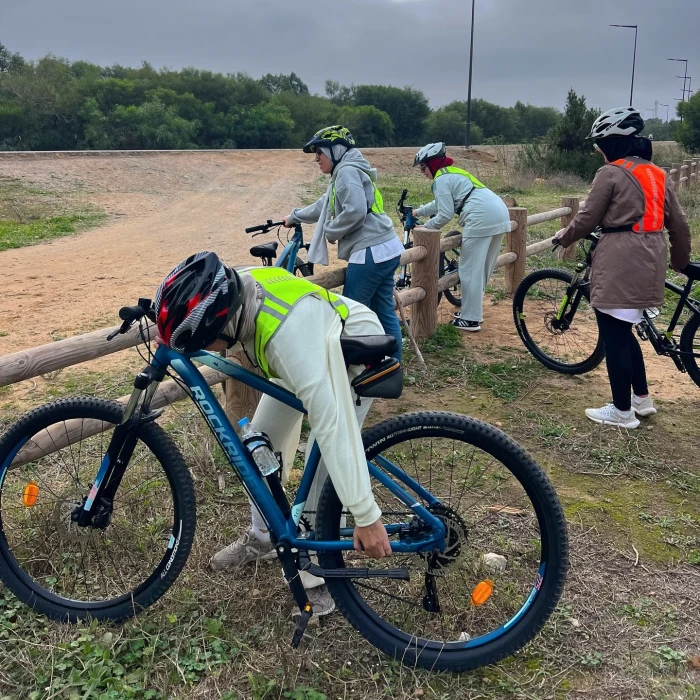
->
[396, 190, 463, 308]
[513, 232, 700, 385]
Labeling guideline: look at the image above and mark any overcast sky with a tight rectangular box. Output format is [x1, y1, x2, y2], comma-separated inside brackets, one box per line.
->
[2, 0, 698, 117]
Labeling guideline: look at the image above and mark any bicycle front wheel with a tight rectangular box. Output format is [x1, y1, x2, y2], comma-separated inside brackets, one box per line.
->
[316, 411, 568, 672]
[0, 397, 196, 622]
[439, 230, 462, 308]
[513, 268, 604, 374]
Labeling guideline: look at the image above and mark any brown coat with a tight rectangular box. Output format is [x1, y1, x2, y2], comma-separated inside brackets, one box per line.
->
[559, 159, 691, 309]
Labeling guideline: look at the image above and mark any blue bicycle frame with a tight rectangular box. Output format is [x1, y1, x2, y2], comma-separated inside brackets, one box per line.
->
[275, 224, 305, 275]
[97, 344, 446, 555]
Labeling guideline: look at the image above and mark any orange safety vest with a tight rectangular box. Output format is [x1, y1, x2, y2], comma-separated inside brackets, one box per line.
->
[611, 158, 666, 233]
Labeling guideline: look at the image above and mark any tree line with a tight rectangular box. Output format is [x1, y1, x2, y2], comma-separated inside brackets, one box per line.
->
[1, 43, 562, 151]
[2, 43, 696, 159]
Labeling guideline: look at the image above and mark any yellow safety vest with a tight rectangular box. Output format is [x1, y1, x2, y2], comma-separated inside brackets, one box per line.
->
[330, 175, 385, 218]
[248, 268, 349, 378]
[433, 166, 486, 215]
[433, 166, 486, 189]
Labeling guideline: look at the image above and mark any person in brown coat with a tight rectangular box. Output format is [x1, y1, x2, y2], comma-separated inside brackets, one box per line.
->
[555, 107, 692, 429]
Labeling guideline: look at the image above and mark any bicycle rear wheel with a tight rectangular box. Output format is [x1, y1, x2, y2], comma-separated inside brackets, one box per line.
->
[439, 230, 462, 308]
[0, 397, 195, 622]
[316, 411, 568, 672]
[513, 268, 604, 374]
[680, 313, 700, 388]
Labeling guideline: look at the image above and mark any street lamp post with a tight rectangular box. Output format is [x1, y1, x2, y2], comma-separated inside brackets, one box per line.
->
[610, 24, 638, 105]
[660, 103, 670, 122]
[465, 0, 476, 148]
[668, 58, 688, 102]
[676, 75, 692, 100]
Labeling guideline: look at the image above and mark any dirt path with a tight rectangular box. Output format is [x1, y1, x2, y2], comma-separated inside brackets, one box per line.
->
[0, 151, 316, 353]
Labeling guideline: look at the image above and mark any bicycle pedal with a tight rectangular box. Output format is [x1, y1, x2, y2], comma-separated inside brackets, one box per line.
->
[290, 602, 313, 648]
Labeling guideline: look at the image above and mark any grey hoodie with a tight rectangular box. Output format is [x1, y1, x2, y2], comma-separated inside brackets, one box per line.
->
[288, 149, 397, 262]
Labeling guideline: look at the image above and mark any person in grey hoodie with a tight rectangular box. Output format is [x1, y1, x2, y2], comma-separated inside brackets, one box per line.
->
[284, 126, 404, 361]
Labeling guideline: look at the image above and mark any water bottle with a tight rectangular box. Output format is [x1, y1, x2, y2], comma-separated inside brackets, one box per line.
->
[237, 418, 279, 477]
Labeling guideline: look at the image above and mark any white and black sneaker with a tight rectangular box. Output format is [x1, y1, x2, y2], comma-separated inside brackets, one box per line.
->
[453, 310, 461, 319]
[451, 318, 481, 332]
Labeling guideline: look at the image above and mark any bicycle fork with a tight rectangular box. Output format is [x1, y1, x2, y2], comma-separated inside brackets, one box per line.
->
[553, 269, 588, 331]
[75, 365, 165, 529]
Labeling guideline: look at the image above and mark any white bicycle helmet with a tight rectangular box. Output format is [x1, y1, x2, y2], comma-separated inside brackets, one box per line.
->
[587, 107, 644, 140]
[413, 142, 446, 167]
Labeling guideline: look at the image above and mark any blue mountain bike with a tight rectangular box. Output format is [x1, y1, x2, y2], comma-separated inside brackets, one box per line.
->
[0, 302, 567, 671]
[246, 219, 314, 276]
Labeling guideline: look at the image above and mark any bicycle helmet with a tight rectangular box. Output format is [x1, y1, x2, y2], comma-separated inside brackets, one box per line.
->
[586, 107, 644, 140]
[413, 142, 446, 167]
[155, 251, 243, 353]
[302, 125, 355, 154]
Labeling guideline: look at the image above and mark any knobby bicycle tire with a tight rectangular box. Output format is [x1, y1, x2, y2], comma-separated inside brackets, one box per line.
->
[513, 268, 604, 375]
[0, 397, 196, 622]
[439, 231, 462, 308]
[680, 312, 700, 388]
[315, 411, 568, 672]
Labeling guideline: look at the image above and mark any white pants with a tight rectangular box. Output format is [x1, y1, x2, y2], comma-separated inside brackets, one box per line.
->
[251, 380, 372, 588]
[459, 232, 506, 322]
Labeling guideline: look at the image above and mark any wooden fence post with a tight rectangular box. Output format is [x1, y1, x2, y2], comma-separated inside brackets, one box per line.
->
[683, 160, 693, 188]
[225, 349, 261, 423]
[671, 162, 682, 191]
[692, 159, 698, 186]
[505, 208, 527, 294]
[560, 196, 579, 261]
[411, 227, 440, 340]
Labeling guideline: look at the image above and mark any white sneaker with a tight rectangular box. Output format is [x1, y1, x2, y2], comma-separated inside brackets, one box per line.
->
[631, 394, 657, 417]
[584, 403, 640, 429]
[291, 584, 336, 619]
[210, 530, 277, 571]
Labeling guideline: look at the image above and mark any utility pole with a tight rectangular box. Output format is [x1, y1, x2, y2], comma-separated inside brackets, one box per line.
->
[610, 24, 638, 105]
[465, 0, 476, 148]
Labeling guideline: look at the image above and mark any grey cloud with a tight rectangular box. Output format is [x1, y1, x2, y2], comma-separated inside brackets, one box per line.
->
[2, 0, 699, 115]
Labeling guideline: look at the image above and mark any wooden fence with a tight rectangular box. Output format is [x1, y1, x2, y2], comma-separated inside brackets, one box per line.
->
[1, 158, 699, 427]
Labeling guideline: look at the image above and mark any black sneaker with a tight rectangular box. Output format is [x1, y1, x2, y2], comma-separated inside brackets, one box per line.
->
[451, 318, 481, 332]
[452, 311, 461, 319]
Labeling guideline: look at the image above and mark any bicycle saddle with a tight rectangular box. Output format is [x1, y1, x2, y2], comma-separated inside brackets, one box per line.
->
[340, 335, 398, 366]
[682, 262, 700, 281]
[250, 241, 279, 259]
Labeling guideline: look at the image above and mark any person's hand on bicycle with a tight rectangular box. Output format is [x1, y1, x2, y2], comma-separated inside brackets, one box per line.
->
[552, 227, 566, 246]
[354, 518, 392, 559]
[282, 217, 294, 228]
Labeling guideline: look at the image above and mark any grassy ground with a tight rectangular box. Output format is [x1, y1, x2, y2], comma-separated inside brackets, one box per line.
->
[0, 176, 105, 251]
[0, 332, 698, 700]
[0, 159, 699, 699]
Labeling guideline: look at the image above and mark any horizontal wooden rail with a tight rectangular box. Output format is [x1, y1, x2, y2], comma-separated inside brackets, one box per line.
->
[8, 366, 226, 469]
[527, 207, 572, 226]
[0, 322, 156, 388]
[437, 250, 518, 293]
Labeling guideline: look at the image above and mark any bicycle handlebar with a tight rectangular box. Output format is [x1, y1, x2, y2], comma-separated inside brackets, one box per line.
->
[107, 298, 155, 341]
[245, 219, 285, 234]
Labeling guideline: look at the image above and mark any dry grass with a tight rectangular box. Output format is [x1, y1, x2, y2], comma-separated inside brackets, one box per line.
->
[1, 151, 699, 699]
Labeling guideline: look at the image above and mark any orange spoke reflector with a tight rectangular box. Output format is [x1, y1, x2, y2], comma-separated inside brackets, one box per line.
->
[23, 482, 39, 508]
[471, 579, 494, 607]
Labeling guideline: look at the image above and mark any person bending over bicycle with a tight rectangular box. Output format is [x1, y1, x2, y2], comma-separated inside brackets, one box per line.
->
[283, 125, 404, 361]
[154, 252, 392, 617]
[554, 107, 691, 428]
[412, 143, 511, 332]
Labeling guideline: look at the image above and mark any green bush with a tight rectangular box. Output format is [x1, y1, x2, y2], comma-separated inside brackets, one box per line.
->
[676, 93, 700, 153]
[518, 89, 601, 180]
